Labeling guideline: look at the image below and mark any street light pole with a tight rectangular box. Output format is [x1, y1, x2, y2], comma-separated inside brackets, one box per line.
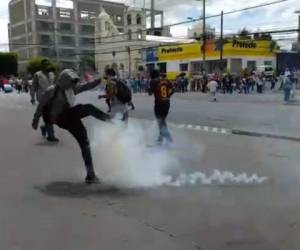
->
[220, 10, 224, 70]
[295, 11, 300, 42]
[202, 0, 206, 72]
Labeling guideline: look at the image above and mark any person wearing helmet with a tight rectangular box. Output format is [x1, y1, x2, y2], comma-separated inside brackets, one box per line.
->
[32, 69, 111, 184]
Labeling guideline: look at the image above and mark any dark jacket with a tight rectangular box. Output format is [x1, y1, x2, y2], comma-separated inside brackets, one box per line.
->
[33, 69, 101, 124]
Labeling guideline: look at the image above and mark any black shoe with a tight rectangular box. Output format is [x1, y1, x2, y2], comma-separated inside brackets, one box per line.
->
[47, 137, 59, 142]
[40, 126, 47, 137]
[85, 175, 100, 184]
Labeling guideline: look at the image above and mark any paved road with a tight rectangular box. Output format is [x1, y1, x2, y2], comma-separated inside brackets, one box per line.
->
[0, 92, 300, 250]
[78, 90, 300, 140]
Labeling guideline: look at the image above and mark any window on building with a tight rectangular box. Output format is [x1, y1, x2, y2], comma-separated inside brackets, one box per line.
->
[80, 10, 95, 20]
[247, 61, 256, 71]
[60, 36, 74, 45]
[116, 15, 122, 23]
[137, 30, 142, 40]
[180, 63, 188, 72]
[128, 29, 132, 40]
[59, 8, 71, 18]
[80, 11, 89, 19]
[38, 7, 49, 16]
[157, 63, 166, 73]
[118, 28, 124, 33]
[127, 14, 132, 25]
[27, 23, 32, 32]
[38, 21, 54, 31]
[80, 25, 94, 34]
[136, 14, 142, 25]
[40, 34, 52, 44]
[56, 0, 74, 9]
[41, 47, 53, 57]
[105, 22, 110, 31]
[80, 38, 94, 46]
[36, 0, 52, 7]
[264, 61, 272, 66]
[60, 23, 72, 31]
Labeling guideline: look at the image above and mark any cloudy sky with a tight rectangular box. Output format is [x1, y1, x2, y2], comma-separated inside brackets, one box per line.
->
[1, 0, 299, 51]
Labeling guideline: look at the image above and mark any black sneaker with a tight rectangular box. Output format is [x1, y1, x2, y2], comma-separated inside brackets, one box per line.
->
[47, 137, 59, 142]
[85, 175, 100, 184]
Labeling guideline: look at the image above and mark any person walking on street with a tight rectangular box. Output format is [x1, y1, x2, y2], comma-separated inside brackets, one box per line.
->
[283, 74, 293, 103]
[149, 70, 175, 145]
[207, 77, 218, 102]
[32, 69, 111, 184]
[30, 59, 59, 142]
[99, 68, 132, 122]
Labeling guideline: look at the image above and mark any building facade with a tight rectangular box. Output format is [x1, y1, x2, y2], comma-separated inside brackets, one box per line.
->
[187, 22, 215, 40]
[8, 0, 127, 72]
[145, 39, 278, 79]
[94, 6, 180, 78]
[292, 13, 300, 52]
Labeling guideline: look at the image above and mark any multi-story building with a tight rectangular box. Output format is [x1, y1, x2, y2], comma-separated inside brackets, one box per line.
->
[187, 22, 216, 40]
[8, 0, 128, 72]
[292, 12, 300, 52]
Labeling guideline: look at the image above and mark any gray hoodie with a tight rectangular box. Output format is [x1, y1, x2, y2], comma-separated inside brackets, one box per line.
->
[30, 71, 55, 103]
[33, 69, 100, 124]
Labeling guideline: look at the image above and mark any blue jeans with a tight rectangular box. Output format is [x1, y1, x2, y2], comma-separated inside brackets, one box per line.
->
[154, 102, 173, 143]
[284, 89, 291, 102]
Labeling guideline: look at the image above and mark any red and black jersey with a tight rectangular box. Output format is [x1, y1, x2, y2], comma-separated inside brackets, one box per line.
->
[150, 78, 174, 103]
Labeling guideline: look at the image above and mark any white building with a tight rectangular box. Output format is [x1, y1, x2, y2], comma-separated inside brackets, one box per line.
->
[95, 6, 194, 78]
[187, 22, 216, 39]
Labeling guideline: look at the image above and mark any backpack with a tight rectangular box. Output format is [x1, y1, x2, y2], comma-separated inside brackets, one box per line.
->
[116, 80, 132, 103]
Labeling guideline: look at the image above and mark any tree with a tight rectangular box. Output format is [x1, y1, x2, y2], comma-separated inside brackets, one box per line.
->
[27, 57, 59, 75]
[80, 55, 95, 72]
[260, 33, 272, 41]
[0, 52, 18, 76]
[238, 28, 251, 39]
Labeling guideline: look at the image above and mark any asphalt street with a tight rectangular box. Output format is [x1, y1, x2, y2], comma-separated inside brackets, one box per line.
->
[0, 91, 300, 250]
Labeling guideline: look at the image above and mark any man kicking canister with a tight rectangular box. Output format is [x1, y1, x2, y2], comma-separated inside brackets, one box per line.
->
[32, 69, 111, 184]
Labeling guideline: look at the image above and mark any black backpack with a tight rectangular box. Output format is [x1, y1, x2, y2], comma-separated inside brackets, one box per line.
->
[116, 80, 132, 103]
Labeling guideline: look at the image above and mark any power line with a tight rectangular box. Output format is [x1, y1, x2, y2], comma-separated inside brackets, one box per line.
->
[93, 0, 289, 43]
[71, 28, 300, 57]
[5, 0, 290, 48]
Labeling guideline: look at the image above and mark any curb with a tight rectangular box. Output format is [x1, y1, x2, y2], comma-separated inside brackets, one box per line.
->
[171, 123, 300, 142]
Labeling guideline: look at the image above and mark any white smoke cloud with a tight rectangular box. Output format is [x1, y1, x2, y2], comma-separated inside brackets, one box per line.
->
[90, 120, 268, 188]
[91, 120, 179, 188]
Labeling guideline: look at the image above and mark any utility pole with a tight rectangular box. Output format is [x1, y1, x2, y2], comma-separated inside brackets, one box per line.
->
[202, 0, 206, 71]
[127, 46, 131, 78]
[151, 0, 155, 34]
[220, 10, 224, 70]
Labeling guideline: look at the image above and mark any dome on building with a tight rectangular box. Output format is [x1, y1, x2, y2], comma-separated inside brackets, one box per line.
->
[98, 8, 110, 20]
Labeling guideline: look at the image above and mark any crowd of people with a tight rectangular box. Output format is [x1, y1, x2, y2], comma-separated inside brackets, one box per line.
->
[1, 58, 298, 184]
[120, 68, 300, 98]
[29, 59, 175, 184]
[0, 75, 32, 93]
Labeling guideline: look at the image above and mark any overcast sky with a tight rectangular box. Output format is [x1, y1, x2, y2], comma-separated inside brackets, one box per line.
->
[1, 0, 299, 51]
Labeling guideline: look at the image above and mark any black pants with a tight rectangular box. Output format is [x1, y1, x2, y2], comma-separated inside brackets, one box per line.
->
[154, 102, 172, 142]
[56, 104, 110, 176]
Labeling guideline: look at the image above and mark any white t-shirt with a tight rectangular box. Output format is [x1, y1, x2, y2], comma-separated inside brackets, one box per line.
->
[207, 80, 218, 92]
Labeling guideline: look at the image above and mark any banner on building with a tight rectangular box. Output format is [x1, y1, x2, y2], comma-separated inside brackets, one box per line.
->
[157, 40, 277, 62]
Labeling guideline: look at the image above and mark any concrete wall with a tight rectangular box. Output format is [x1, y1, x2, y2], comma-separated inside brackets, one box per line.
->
[9, 0, 128, 72]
